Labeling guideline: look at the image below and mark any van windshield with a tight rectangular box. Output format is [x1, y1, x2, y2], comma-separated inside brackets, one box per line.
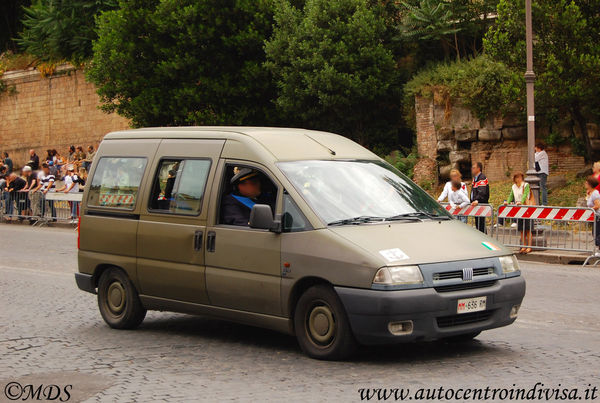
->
[277, 160, 451, 225]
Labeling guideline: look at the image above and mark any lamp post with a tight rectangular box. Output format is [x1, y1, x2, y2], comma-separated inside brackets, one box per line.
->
[524, 0, 541, 203]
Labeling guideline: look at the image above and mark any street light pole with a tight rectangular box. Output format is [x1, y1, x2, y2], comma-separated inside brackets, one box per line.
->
[524, 0, 540, 203]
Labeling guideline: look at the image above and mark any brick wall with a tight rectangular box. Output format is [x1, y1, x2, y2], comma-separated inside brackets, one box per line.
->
[0, 65, 129, 168]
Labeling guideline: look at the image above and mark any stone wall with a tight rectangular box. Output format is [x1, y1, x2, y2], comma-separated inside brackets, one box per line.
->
[413, 95, 586, 184]
[0, 65, 129, 168]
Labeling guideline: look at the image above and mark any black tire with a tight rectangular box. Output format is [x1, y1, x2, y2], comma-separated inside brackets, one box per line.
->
[97, 267, 146, 329]
[294, 284, 357, 360]
[444, 331, 481, 343]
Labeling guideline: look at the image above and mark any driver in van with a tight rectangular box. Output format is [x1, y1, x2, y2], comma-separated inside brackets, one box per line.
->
[221, 168, 275, 226]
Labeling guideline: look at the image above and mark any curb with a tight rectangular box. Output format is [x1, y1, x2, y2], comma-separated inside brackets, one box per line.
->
[514, 250, 592, 265]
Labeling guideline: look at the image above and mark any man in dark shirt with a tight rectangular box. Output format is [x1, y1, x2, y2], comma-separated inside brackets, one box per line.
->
[2, 152, 13, 173]
[221, 168, 275, 226]
[28, 149, 40, 171]
[470, 161, 490, 233]
[5, 173, 26, 218]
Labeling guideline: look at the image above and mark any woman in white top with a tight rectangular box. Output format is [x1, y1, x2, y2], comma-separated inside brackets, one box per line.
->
[437, 169, 468, 203]
[504, 172, 533, 254]
[438, 169, 469, 223]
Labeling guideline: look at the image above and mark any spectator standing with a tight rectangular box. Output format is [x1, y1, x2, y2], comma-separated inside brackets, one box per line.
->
[54, 150, 66, 174]
[534, 143, 549, 205]
[67, 145, 76, 164]
[5, 173, 26, 220]
[75, 146, 86, 162]
[0, 166, 8, 216]
[21, 166, 36, 217]
[470, 162, 490, 233]
[504, 172, 534, 254]
[56, 165, 80, 221]
[437, 169, 469, 223]
[584, 176, 600, 254]
[592, 162, 600, 191]
[437, 169, 468, 203]
[33, 163, 56, 220]
[83, 145, 95, 172]
[2, 152, 13, 173]
[27, 149, 40, 171]
[45, 149, 54, 164]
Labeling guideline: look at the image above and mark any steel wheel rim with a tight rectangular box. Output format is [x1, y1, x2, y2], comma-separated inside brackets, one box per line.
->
[306, 301, 336, 347]
[106, 281, 126, 316]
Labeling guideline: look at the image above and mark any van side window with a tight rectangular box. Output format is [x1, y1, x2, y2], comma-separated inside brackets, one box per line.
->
[282, 194, 311, 232]
[88, 157, 147, 209]
[218, 164, 278, 226]
[149, 159, 211, 215]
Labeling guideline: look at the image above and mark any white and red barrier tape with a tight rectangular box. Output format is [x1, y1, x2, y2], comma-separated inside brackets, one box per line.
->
[441, 203, 493, 217]
[498, 205, 595, 222]
[99, 194, 135, 206]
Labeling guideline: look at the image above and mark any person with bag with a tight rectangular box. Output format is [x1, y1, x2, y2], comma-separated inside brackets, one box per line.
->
[504, 172, 534, 254]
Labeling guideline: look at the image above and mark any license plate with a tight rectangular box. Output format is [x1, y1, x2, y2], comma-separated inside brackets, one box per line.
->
[457, 296, 487, 314]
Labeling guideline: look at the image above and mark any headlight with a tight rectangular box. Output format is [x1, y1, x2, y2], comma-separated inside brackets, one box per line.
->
[373, 265, 423, 285]
[499, 255, 520, 273]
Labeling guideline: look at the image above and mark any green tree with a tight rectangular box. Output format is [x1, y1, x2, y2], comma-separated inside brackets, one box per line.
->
[87, 0, 278, 127]
[265, 0, 401, 147]
[0, 0, 31, 53]
[485, 0, 600, 160]
[17, 0, 117, 63]
[396, 0, 498, 61]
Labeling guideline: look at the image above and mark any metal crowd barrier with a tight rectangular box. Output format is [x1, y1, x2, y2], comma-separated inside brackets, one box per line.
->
[493, 205, 597, 256]
[441, 202, 495, 234]
[1, 190, 82, 226]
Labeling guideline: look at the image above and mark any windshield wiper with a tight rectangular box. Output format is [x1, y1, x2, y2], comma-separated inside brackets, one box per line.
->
[387, 212, 451, 221]
[327, 216, 387, 226]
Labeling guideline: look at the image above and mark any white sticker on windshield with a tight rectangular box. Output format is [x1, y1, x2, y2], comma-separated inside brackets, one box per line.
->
[379, 248, 410, 262]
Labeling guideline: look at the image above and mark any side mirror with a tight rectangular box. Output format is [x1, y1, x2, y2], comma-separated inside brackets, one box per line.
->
[249, 204, 281, 233]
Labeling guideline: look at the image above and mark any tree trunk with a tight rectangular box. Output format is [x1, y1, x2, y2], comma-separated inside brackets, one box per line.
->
[571, 105, 594, 161]
[454, 33, 460, 62]
[441, 40, 451, 60]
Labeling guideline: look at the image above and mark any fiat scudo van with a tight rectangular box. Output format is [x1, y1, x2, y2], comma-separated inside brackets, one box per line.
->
[75, 127, 525, 360]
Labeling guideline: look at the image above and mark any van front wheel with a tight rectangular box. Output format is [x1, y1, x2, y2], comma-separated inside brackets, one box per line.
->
[97, 268, 146, 329]
[294, 285, 357, 360]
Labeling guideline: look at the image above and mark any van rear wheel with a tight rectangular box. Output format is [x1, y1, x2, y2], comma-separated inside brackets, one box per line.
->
[97, 268, 146, 329]
[294, 284, 357, 360]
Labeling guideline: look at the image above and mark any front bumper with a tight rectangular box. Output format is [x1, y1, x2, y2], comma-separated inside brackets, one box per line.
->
[335, 276, 526, 345]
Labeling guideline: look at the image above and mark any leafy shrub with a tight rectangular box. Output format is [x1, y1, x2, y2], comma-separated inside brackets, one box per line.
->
[404, 55, 522, 123]
[383, 147, 419, 178]
[17, 0, 117, 64]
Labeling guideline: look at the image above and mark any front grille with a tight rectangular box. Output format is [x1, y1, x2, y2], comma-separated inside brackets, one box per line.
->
[432, 267, 494, 281]
[437, 310, 494, 328]
[434, 280, 497, 293]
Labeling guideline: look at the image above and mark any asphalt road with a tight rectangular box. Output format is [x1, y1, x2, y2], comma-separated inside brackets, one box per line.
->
[1, 224, 599, 402]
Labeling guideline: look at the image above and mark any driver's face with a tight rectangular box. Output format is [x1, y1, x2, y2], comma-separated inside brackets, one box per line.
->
[238, 178, 262, 199]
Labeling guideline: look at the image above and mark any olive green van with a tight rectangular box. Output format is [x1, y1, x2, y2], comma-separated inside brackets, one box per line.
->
[75, 127, 525, 360]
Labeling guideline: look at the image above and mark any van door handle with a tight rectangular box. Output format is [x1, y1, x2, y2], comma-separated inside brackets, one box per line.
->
[193, 230, 203, 251]
[206, 231, 216, 252]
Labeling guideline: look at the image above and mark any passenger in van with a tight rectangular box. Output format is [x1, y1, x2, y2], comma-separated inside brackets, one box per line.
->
[221, 168, 275, 226]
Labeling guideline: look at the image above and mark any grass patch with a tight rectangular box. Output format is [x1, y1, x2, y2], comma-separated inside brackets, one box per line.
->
[0, 52, 38, 75]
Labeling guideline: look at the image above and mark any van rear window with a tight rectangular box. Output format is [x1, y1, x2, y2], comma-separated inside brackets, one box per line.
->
[88, 157, 147, 209]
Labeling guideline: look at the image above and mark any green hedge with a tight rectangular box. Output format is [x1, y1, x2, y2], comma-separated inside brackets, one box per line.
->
[404, 55, 523, 123]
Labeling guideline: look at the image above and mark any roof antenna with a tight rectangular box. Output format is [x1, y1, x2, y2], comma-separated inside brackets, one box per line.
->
[305, 134, 336, 155]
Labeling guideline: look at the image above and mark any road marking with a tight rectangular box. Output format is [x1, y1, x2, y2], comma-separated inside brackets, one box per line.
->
[0, 265, 72, 278]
